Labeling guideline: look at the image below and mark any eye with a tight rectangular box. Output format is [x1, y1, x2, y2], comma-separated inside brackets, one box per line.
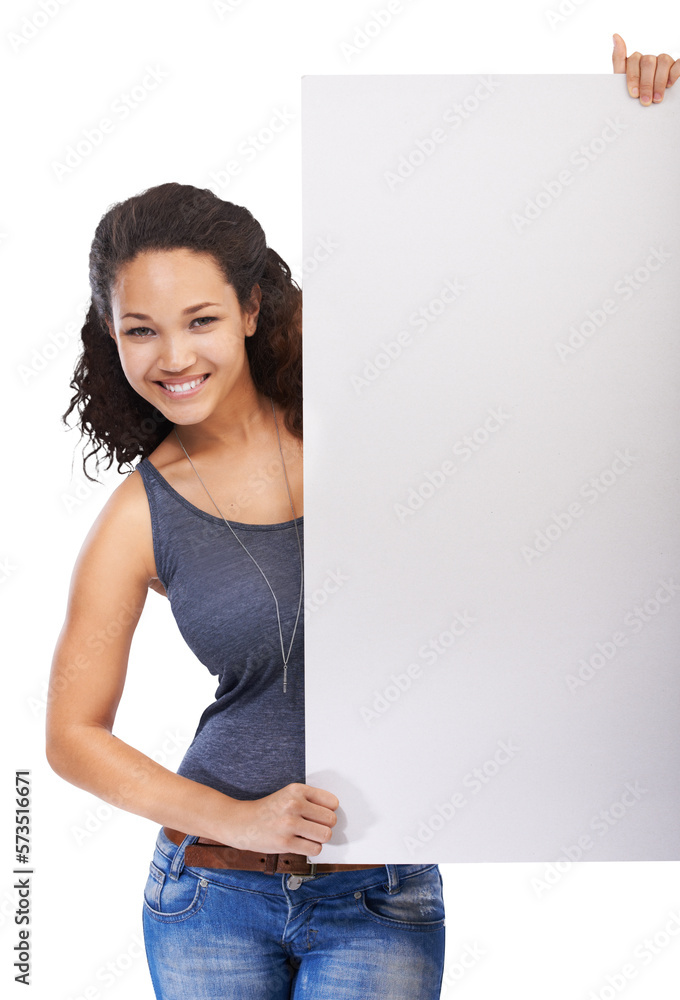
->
[191, 316, 217, 327]
[124, 326, 154, 337]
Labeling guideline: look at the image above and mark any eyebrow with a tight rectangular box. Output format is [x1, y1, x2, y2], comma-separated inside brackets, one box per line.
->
[121, 302, 222, 320]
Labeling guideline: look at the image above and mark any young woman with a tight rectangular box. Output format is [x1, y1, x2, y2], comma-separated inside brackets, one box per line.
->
[46, 37, 677, 999]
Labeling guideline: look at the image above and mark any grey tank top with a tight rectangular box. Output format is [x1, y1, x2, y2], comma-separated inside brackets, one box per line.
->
[135, 456, 305, 802]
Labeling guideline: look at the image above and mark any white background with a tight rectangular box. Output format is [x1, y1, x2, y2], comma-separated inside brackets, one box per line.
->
[1, 1, 678, 997]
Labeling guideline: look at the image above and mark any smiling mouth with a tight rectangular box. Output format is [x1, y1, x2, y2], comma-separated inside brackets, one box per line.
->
[155, 374, 210, 394]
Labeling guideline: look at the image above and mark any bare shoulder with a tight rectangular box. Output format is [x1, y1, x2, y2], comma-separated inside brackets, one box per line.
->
[47, 467, 162, 745]
[80, 463, 162, 595]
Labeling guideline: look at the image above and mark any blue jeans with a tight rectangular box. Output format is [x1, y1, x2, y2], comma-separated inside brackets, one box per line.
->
[142, 825, 446, 998]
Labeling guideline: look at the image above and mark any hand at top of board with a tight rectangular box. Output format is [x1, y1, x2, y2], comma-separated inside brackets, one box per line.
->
[612, 33, 679, 105]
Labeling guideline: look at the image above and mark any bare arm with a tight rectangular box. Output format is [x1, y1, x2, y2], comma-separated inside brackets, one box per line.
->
[45, 469, 338, 854]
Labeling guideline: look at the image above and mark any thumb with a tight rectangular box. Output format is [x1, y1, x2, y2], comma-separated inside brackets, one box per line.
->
[612, 32, 627, 73]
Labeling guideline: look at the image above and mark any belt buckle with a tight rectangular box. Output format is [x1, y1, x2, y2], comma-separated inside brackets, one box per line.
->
[287, 862, 318, 890]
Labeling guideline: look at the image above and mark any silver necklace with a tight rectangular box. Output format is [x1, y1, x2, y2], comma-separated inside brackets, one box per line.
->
[172, 397, 303, 694]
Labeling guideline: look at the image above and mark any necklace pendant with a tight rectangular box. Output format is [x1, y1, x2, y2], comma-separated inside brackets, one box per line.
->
[283, 665, 287, 694]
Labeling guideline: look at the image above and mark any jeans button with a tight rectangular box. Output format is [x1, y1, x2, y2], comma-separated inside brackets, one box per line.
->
[288, 876, 303, 890]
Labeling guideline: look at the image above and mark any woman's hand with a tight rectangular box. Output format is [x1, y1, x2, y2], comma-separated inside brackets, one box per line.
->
[613, 33, 679, 105]
[225, 782, 339, 856]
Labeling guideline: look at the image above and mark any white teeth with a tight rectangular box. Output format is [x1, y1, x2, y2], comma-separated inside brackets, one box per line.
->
[161, 375, 207, 393]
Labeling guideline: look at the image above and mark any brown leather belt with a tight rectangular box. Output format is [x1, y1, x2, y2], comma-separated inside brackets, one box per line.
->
[163, 827, 384, 875]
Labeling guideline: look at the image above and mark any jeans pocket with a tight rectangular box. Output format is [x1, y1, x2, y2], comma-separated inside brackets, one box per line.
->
[143, 859, 209, 924]
[143, 861, 165, 911]
[355, 865, 445, 931]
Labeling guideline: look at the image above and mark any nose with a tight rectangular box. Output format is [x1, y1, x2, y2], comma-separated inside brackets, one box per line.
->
[157, 334, 197, 373]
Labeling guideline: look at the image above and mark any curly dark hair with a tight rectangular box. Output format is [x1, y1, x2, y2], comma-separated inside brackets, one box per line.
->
[62, 182, 302, 482]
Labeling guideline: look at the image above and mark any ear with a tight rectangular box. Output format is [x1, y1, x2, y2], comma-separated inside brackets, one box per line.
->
[244, 284, 262, 338]
[105, 316, 116, 341]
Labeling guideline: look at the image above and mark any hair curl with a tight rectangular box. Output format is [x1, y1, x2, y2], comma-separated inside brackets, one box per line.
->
[62, 182, 302, 482]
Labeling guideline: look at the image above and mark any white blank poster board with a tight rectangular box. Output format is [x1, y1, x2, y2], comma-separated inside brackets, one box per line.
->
[301, 75, 680, 863]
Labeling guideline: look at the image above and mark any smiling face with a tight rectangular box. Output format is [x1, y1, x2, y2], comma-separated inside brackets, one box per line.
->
[105, 248, 261, 425]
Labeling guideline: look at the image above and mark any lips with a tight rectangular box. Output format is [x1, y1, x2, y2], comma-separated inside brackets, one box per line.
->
[155, 373, 210, 396]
